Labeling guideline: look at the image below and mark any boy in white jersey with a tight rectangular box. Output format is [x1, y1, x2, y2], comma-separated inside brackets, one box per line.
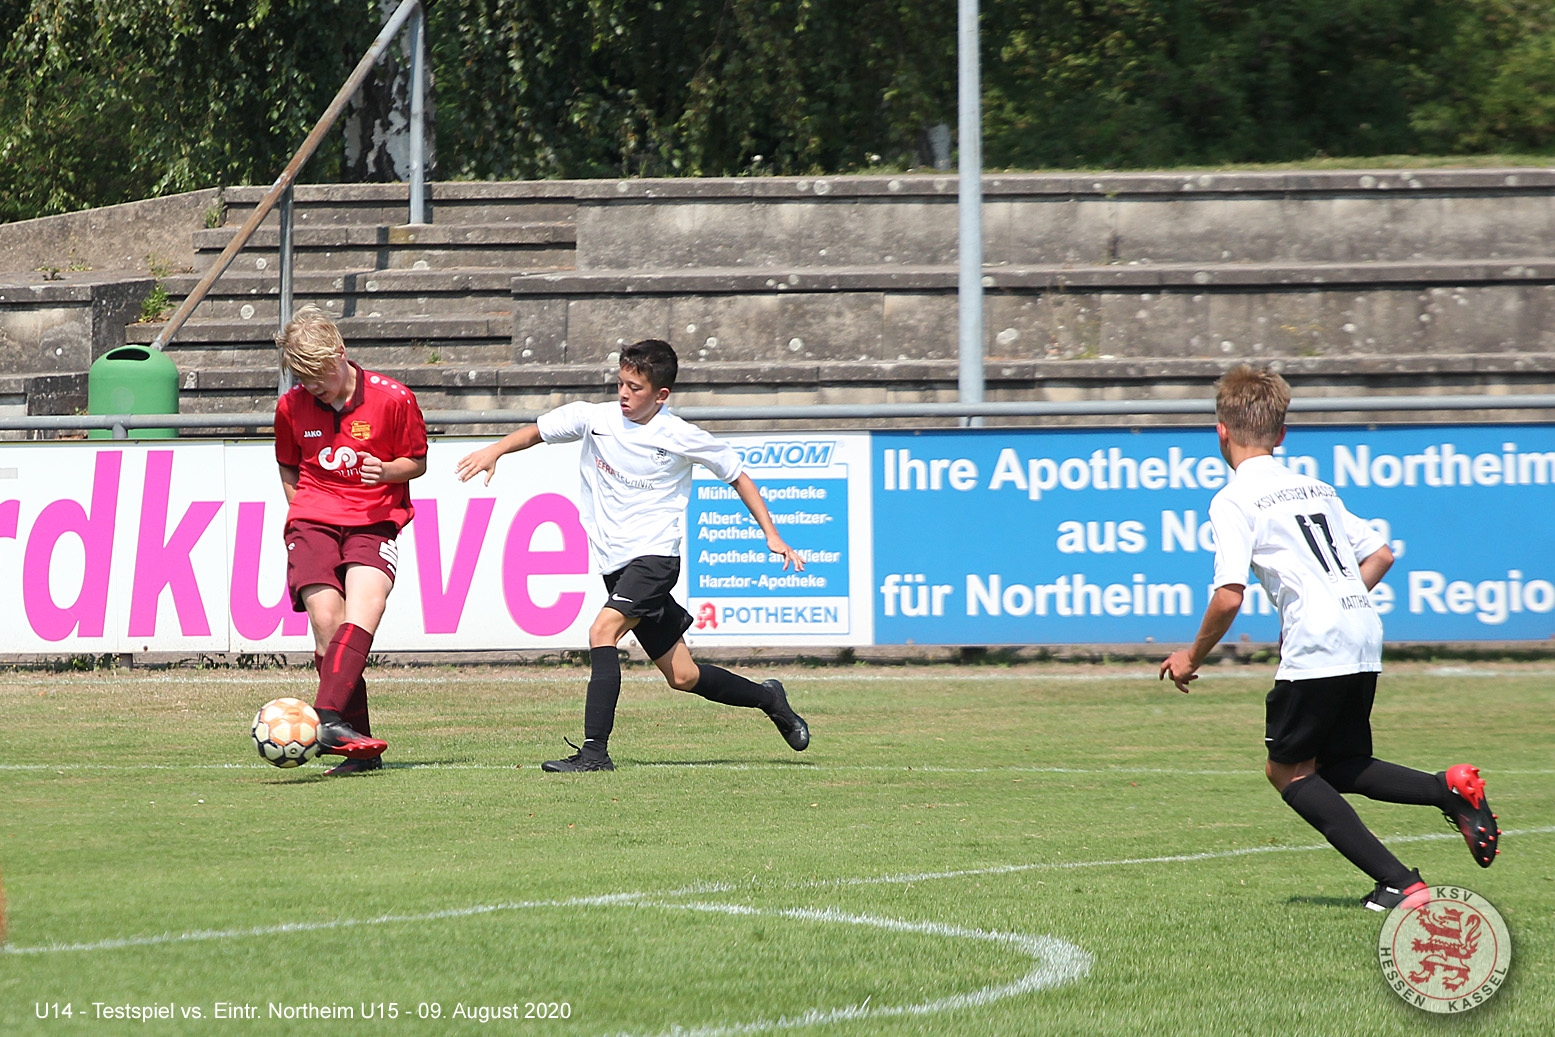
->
[1160, 365, 1499, 910]
[455, 339, 810, 772]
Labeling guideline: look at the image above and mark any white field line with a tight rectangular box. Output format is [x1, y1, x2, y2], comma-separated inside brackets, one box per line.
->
[810, 825, 1555, 890]
[0, 893, 648, 956]
[7, 761, 1555, 778]
[5, 826, 1550, 959]
[2, 672, 1169, 686]
[8, 667, 1554, 689]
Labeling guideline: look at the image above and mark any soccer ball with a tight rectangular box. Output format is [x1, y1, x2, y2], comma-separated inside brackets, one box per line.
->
[251, 697, 323, 768]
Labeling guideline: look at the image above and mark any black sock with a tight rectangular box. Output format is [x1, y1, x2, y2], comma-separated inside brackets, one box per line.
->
[583, 646, 622, 749]
[1319, 757, 1443, 806]
[1281, 775, 1414, 887]
[689, 664, 767, 709]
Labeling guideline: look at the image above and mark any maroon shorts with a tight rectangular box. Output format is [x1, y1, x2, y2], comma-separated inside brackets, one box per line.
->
[284, 519, 400, 612]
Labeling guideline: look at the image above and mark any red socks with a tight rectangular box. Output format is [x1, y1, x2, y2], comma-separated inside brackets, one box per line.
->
[314, 623, 374, 717]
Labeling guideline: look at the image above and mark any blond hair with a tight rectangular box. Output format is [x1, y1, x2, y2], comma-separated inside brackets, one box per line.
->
[276, 305, 345, 378]
[1215, 364, 1291, 447]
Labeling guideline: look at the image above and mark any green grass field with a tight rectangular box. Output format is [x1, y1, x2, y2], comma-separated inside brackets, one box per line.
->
[1, 660, 1551, 1035]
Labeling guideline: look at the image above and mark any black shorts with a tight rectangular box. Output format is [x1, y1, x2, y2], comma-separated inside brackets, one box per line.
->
[602, 555, 692, 662]
[1264, 671, 1377, 765]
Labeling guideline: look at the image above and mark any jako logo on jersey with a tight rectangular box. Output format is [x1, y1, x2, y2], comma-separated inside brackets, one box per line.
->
[303, 429, 323, 438]
[318, 446, 359, 471]
[378, 539, 398, 574]
[734, 441, 835, 467]
[350, 419, 372, 441]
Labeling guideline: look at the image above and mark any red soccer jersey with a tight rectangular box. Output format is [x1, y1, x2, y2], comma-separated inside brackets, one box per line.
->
[274, 363, 428, 529]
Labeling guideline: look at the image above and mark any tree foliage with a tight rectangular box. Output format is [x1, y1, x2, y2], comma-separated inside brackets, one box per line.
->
[3, 0, 1555, 222]
[0, 0, 373, 222]
[428, 0, 955, 179]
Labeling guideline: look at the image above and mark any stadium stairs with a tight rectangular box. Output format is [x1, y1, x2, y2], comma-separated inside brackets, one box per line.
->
[4, 170, 1555, 432]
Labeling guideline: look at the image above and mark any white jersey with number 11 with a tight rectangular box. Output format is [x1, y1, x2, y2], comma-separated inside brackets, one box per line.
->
[1209, 454, 1387, 680]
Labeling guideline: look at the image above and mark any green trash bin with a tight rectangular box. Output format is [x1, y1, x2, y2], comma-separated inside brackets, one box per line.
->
[87, 345, 181, 439]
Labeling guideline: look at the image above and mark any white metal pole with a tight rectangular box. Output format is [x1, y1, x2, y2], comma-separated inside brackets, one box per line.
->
[408, 2, 428, 224]
[957, 0, 984, 427]
[277, 185, 296, 395]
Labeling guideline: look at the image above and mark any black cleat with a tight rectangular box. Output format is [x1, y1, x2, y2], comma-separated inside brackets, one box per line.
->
[762, 679, 810, 752]
[1362, 869, 1431, 913]
[323, 755, 382, 777]
[316, 713, 388, 759]
[541, 738, 615, 772]
[1441, 764, 1500, 868]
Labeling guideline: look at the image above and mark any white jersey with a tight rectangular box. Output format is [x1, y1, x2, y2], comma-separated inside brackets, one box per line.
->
[1209, 454, 1387, 680]
[537, 401, 744, 574]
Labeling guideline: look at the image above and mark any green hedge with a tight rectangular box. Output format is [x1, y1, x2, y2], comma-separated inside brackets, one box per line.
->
[3, 0, 1554, 222]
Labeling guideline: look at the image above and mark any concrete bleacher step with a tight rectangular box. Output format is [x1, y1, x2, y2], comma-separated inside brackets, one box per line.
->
[159, 268, 518, 323]
[128, 314, 513, 371]
[191, 221, 576, 273]
[572, 169, 1555, 269]
[219, 181, 584, 228]
[510, 257, 1555, 366]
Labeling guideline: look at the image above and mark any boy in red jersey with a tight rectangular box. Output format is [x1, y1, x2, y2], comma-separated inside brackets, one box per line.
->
[274, 306, 427, 775]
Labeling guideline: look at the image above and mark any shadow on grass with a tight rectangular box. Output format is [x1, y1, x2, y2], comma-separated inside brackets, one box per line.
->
[1285, 895, 1362, 908]
[260, 758, 469, 783]
[633, 758, 819, 768]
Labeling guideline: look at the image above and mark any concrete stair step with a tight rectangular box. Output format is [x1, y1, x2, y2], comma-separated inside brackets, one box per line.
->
[507, 258, 1555, 367]
[161, 267, 518, 320]
[129, 315, 513, 371]
[162, 353, 1555, 428]
[576, 169, 1555, 269]
[191, 222, 576, 273]
[512, 258, 1555, 294]
[220, 182, 584, 228]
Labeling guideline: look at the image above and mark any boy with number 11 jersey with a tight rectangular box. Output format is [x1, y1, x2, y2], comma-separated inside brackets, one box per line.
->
[1161, 365, 1501, 911]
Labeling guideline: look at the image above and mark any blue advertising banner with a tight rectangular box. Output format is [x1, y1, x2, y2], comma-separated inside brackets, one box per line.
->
[872, 424, 1555, 645]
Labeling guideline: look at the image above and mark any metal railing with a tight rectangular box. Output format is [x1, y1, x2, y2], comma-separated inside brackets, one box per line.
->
[150, 0, 429, 365]
[7, 394, 1554, 440]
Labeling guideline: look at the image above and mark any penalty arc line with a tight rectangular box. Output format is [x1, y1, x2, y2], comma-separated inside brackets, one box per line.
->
[608, 901, 1092, 1037]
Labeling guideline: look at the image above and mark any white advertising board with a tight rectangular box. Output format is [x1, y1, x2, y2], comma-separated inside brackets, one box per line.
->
[0, 434, 870, 653]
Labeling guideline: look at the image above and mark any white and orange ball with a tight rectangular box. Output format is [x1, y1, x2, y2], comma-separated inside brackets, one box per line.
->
[251, 697, 322, 768]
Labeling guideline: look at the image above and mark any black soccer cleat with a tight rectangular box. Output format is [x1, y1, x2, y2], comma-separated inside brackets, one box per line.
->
[762, 679, 810, 752]
[1362, 869, 1431, 913]
[1441, 763, 1500, 868]
[315, 712, 388, 759]
[323, 755, 383, 777]
[541, 738, 615, 773]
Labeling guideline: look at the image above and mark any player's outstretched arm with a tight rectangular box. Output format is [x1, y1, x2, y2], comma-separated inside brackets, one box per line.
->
[1358, 543, 1394, 590]
[455, 425, 544, 485]
[360, 455, 427, 487]
[731, 472, 804, 571]
[1159, 583, 1244, 693]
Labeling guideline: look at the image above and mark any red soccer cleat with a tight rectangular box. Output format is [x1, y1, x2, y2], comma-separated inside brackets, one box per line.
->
[1441, 764, 1500, 869]
[316, 716, 388, 760]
